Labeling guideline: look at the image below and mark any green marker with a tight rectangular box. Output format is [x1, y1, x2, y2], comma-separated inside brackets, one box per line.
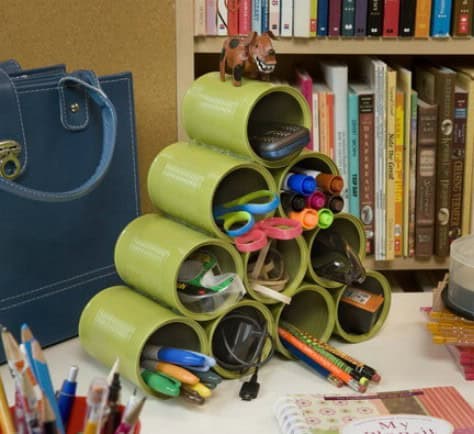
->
[317, 208, 334, 229]
[141, 370, 181, 397]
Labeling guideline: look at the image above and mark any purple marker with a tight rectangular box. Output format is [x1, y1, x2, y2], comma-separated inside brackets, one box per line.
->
[306, 190, 326, 210]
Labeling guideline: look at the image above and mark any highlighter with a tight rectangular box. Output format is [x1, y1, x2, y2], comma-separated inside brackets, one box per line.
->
[141, 370, 181, 397]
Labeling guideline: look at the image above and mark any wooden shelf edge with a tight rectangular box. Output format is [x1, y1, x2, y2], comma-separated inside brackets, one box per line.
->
[363, 256, 450, 271]
[195, 36, 474, 55]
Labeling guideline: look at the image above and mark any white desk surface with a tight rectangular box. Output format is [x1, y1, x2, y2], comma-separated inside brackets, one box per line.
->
[1, 291, 472, 434]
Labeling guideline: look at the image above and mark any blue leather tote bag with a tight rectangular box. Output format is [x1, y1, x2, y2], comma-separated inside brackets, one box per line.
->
[0, 60, 140, 361]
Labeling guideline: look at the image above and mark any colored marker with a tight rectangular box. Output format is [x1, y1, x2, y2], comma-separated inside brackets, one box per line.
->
[325, 194, 344, 213]
[305, 190, 326, 210]
[142, 346, 215, 371]
[141, 360, 199, 385]
[281, 191, 306, 213]
[317, 208, 334, 229]
[103, 372, 122, 434]
[141, 370, 181, 397]
[57, 365, 78, 427]
[315, 173, 344, 194]
[289, 208, 319, 230]
[282, 173, 316, 196]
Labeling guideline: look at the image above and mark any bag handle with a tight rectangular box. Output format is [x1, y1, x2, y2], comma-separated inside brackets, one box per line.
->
[0, 73, 117, 202]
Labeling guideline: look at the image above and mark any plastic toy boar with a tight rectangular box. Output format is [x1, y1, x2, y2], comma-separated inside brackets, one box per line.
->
[219, 31, 277, 86]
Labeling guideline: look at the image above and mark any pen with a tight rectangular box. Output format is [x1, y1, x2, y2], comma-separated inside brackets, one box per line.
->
[107, 358, 120, 386]
[83, 377, 109, 434]
[43, 396, 58, 434]
[31, 340, 65, 434]
[103, 372, 122, 434]
[57, 365, 78, 428]
[113, 396, 146, 434]
[141, 346, 215, 370]
[0, 371, 16, 434]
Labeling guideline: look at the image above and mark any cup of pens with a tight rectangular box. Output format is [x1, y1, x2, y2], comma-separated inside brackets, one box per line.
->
[0, 325, 145, 434]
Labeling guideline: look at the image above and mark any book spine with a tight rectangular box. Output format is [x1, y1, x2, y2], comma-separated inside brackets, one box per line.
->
[385, 69, 397, 260]
[194, 0, 207, 35]
[355, 0, 369, 36]
[269, 0, 281, 35]
[261, 0, 269, 32]
[398, 0, 417, 36]
[359, 93, 376, 255]
[317, 0, 329, 35]
[382, 0, 400, 37]
[293, 0, 311, 36]
[414, 0, 432, 37]
[227, 0, 240, 34]
[312, 91, 320, 151]
[239, 0, 252, 33]
[367, 0, 384, 36]
[394, 90, 405, 256]
[452, 0, 474, 37]
[408, 90, 418, 257]
[327, 92, 336, 159]
[252, 0, 263, 33]
[206, 0, 218, 35]
[318, 91, 329, 155]
[280, 0, 294, 36]
[342, 0, 356, 36]
[449, 90, 468, 243]
[310, 0, 318, 36]
[415, 102, 438, 257]
[329, 0, 342, 36]
[348, 91, 360, 217]
[374, 62, 387, 261]
[217, 0, 228, 34]
[295, 70, 314, 149]
[434, 70, 456, 256]
[431, 0, 454, 37]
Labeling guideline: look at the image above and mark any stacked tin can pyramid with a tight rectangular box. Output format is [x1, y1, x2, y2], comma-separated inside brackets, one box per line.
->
[79, 72, 392, 398]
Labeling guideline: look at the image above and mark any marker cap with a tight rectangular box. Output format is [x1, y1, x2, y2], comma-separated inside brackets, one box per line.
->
[317, 208, 334, 229]
[306, 190, 326, 210]
[316, 174, 344, 194]
[289, 209, 319, 230]
[284, 173, 316, 196]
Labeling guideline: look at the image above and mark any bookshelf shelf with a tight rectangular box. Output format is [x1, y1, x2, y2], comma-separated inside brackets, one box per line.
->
[195, 36, 474, 56]
[175, 1, 463, 276]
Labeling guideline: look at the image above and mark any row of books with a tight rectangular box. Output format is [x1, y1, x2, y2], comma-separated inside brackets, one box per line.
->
[194, 0, 474, 39]
[289, 58, 474, 260]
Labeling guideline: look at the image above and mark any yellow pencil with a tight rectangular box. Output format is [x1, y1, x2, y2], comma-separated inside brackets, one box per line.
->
[0, 371, 15, 434]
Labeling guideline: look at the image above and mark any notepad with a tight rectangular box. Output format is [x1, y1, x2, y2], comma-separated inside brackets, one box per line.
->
[274, 386, 474, 434]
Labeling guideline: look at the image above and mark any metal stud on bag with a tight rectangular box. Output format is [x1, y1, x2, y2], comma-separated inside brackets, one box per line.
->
[0, 140, 21, 180]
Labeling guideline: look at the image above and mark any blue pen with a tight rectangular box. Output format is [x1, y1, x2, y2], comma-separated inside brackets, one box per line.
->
[142, 346, 216, 371]
[57, 365, 78, 427]
[282, 341, 343, 387]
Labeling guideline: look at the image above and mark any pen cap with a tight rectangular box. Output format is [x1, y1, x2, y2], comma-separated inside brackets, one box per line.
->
[242, 235, 309, 304]
[271, 284, 336, 359]
[79, 285, 208, 398]
[205, 300, 274, 379]
[148, 141, 277, 240]
[182, 72, 311, 168]
[333, 270, 391, 343]
[282, 173, 316, 196]
[305, 213, 366, 290]
[115, 214, 244, 321]
[272, 151, 339, 218]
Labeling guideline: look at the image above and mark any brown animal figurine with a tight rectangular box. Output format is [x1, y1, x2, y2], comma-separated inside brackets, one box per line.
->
[219, 31, 277, 86]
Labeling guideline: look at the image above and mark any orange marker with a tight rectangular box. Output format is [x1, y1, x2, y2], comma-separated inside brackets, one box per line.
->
[289, 208, 319, 230]
[141, 360, 200, 385]
[316, 173, 344, 194]
[278, 327, 365, 393]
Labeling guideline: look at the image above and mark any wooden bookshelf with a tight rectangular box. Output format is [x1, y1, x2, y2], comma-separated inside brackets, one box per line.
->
[175, 0, 469, 273]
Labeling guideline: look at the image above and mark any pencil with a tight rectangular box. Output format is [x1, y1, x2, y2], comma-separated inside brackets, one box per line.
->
[21, 324, 39, 381]
[43, 396, 58, 434]
[278, 327, 364, 393]
[0, 371, 15, 434]
[31, 340, 65, 434]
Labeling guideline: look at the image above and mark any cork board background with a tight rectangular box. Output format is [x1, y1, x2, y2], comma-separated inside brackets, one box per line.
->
[0, 0, 177, 212]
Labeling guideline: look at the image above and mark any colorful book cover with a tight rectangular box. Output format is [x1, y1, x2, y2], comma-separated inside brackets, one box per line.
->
[269, 0, 281, 35]
[226, 0, 240, 34]
[399, 0, 417, 36]
[452, 0, 474, 37]
[382, 0, 400, 37]
[367, 0, 384, 36]
[238, 0, 252, 33]
[310, 0, 318, 36]
[341, 0, 356, 36]
[354, 0, 368, 36]
[385, 67, 397, 260]
[261, 0, 269, 32]
[274, 387, 474, 434]
[329, 0, 342, 36]
[415, 0, 433, 37]
[294, 0, 312, 37]
[251, 0, 263, 33]
[313, 82, 331, 155]
[408, 90, 418, 257]
[394, 89, 405, 256]
[280, 0, 294, 36]
[449, 86, 468, 243]
[317, 0, 329, 35]
[348, 88, 360, 217]
[295, 68, 314, 149]
[431, 0, 454, 37]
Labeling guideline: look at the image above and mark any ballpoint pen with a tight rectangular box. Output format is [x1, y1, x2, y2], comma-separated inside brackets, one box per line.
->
[57, 365, 78, 428]
[83, 377, 109, 434]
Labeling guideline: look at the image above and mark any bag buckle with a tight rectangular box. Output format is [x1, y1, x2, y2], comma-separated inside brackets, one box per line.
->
[0, 140, 21, 180]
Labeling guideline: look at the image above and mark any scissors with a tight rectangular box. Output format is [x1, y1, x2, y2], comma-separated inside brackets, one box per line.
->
[213, 190, 280, 237]
[234, 217, 302, 252]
